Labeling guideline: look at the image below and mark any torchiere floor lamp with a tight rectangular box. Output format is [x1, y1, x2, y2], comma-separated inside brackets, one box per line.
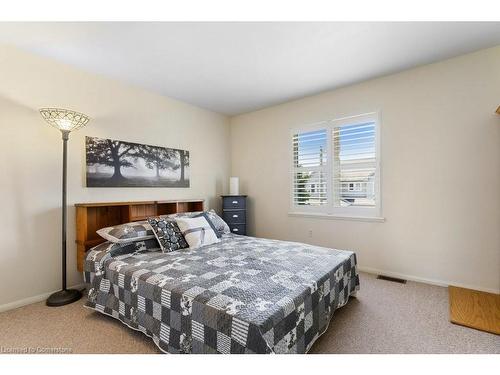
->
[39, 108, 90, 306]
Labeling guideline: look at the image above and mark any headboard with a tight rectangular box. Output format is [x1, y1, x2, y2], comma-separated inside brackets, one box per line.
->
[75, 199, 204, 271]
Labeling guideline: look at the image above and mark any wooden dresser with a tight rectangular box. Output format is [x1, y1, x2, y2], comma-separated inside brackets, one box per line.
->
[221, 195, 247, 235]
[75, 199, 204, 271]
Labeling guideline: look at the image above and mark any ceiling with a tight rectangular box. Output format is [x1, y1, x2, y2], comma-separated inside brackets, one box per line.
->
[0, 22, 499, 115]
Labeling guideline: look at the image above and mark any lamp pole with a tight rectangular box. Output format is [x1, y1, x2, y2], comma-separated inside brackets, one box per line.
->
[61, 130, 69, 291]
[40, 108, 89, 307]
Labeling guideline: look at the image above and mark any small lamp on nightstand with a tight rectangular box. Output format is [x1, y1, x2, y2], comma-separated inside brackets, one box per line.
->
[39, 108, 90, 307]
[229, 177, 240, 195]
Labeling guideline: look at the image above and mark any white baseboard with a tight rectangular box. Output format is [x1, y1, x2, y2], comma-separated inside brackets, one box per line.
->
[358, 266, 500, 294]
[0, 284, 86, 313]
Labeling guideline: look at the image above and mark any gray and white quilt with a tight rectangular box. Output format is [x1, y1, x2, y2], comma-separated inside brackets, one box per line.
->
[84, 234, 359, 354]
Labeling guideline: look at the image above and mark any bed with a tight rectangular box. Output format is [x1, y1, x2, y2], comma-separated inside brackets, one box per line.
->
[84, 233, 359, 354]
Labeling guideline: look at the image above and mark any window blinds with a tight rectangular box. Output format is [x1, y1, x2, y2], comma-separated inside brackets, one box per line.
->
[292, 129, 328, 206]
[332, 121, 376, 207]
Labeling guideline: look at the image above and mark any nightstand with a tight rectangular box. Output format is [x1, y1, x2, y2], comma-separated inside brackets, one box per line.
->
[221, 195, 247, 235]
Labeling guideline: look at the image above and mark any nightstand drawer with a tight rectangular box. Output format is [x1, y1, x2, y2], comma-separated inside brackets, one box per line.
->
[223, 196, 246, 210]
[228, 224, 246, 235]
[223, 210, 245, 224]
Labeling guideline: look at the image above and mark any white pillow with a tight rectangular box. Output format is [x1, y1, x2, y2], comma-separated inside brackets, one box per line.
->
[175, 216, 221, 249]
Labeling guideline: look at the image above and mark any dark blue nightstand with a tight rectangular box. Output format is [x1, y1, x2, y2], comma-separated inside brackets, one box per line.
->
[221, 195, 247, 235]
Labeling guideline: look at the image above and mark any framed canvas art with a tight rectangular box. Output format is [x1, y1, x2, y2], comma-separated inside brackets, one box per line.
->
[86, 136, 190, 187]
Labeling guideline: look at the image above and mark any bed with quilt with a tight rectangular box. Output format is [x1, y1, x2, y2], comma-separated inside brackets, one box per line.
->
[83, 211, 359, 354]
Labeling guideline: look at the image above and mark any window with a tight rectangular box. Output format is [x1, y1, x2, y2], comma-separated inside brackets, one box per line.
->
[291, 113, 381, 219]
[291, 129, 328, 207]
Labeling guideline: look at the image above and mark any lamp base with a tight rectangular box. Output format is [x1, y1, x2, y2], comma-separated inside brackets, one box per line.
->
[46, 289, 82, 307]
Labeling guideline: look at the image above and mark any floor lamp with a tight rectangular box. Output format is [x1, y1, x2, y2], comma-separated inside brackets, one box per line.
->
[40, 108, 90, 307]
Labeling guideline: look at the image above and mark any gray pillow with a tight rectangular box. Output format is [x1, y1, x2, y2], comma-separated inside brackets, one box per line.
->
[162, 211, 203, 220]
[205, 209, 231, 235]
[90, 238, 161, 257]
[96, 221, 155, 244]
[86, 239, 161, 276]
[162, 210, 229, 235]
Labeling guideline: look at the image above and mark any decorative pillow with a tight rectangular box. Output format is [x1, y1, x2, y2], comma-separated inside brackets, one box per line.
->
[206, 209, 231, 235]
[175, 216, 221, 249]
[195, 212, 222, 238]
[147, 217, 188, 253]
[96, 221, 155, 244]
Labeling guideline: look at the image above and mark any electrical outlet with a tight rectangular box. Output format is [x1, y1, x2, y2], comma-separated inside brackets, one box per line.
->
[308, 230, 313, 238]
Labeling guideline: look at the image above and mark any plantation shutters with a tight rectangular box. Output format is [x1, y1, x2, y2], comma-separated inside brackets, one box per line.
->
[292, 129, 328, 207]
[291, 113, 380, 218]
[332, 120, 377, 208]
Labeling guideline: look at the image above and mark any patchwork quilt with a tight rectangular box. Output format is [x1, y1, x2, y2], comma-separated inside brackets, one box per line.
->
[84, 234, 359, 354]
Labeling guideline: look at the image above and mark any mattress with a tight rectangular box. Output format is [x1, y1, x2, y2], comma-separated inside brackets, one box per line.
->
[84, 233, 359, 353]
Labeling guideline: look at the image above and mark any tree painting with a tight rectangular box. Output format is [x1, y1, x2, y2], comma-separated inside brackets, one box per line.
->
[86, 136, 190, 187]
[86, 138, 140, 182]
[140, 145, 178, 179]
[175, 149, 190, 185]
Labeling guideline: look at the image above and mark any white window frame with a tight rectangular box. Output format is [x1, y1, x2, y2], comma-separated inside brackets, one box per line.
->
[289, 112, 383, 222]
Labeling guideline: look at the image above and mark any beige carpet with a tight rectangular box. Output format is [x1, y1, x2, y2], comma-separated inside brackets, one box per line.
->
[0, 272, 498, 354]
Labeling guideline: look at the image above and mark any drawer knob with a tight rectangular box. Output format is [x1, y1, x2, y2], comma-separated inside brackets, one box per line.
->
[233, 228, 239, 232]
[232, 214, 238, 218]
[232, 201, 238, 204]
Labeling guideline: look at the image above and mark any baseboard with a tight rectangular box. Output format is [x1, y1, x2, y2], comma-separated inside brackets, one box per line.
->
[358, 266, 500, 294]
[0, 283, 86, 313]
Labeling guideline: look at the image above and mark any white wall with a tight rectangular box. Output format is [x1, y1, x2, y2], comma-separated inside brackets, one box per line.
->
[0, 45, 230, 309]
[230, 46, 500, 293]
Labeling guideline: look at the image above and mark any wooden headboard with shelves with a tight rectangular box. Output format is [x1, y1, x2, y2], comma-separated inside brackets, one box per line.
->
[75, 199, 204, 271]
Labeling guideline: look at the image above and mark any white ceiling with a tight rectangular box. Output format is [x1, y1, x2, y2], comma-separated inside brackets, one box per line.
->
[0, 22, 499, 115]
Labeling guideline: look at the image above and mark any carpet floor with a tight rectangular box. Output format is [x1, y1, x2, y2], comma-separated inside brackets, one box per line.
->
[0, 272, 498, 354]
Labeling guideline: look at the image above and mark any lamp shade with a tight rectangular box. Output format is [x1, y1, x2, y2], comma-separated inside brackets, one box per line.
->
[39, 108, 90, 133]
[229, 177, 240, 195]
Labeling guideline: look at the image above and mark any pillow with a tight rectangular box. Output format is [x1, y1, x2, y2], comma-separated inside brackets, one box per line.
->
[194, 212, 222, 238]
[147, 217, 189, 253]
[86, 239, 161, 278]
[205, 209, 231, 235]
[161, 210, 230, 236]
[162, 211, 203, 220]
[175, 216, 221, 249]
[96, 221, 155, 244]
[90, 238, 161, 258]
